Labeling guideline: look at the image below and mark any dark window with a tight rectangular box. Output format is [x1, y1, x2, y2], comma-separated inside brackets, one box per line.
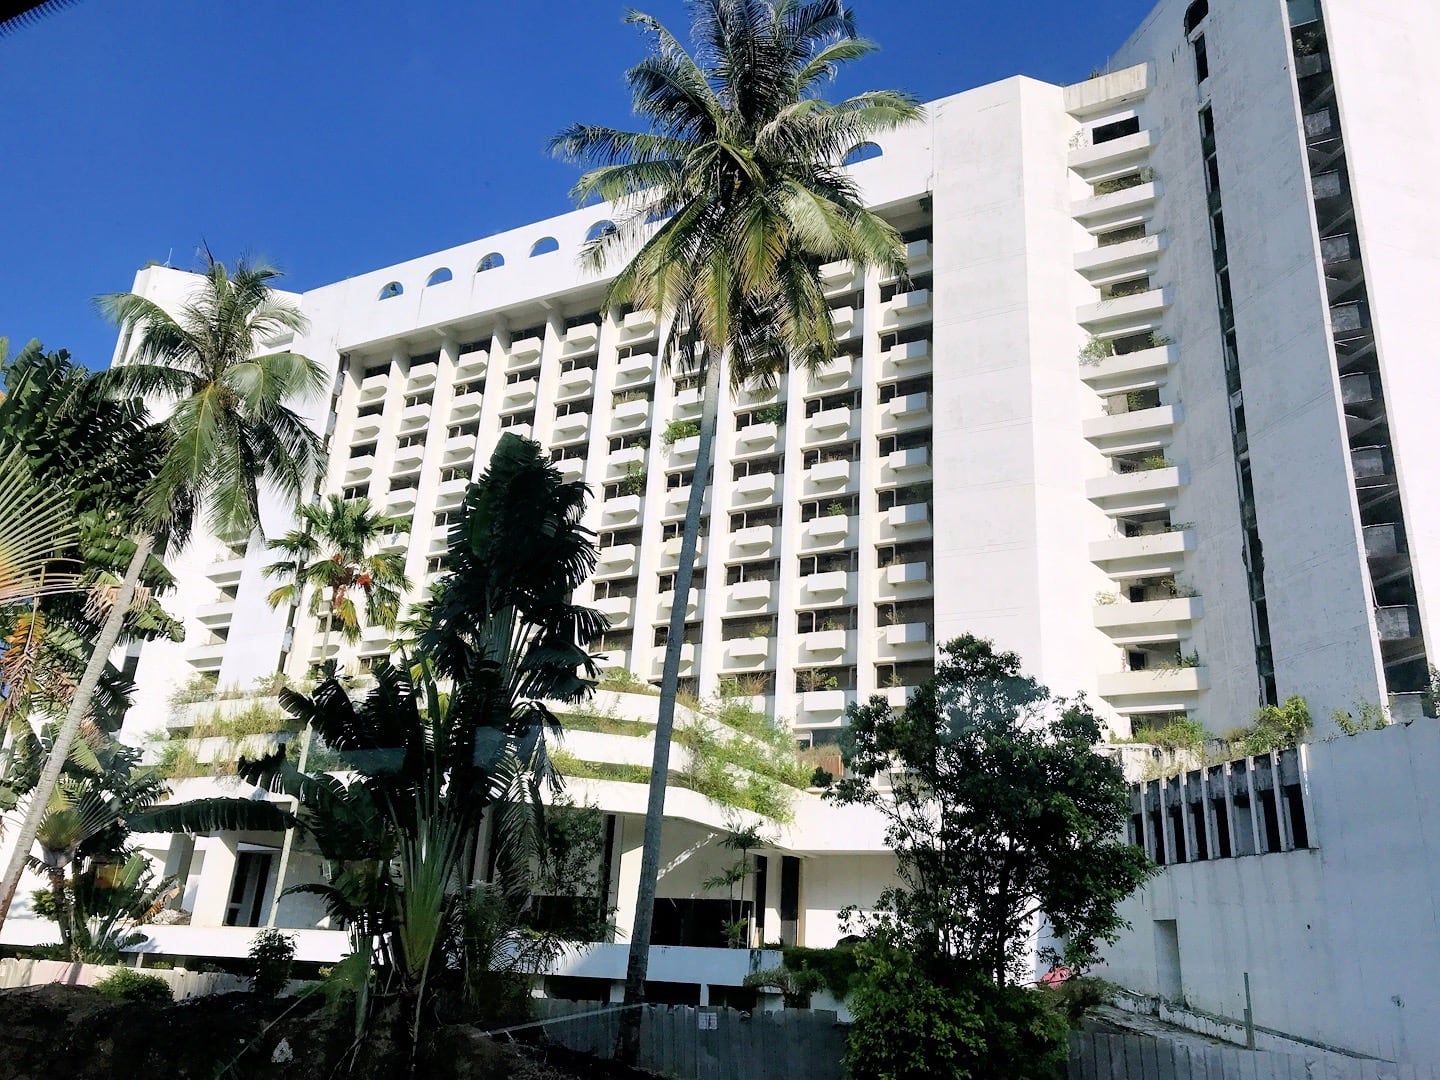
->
[1192, 34, 1209, 82]
[1184, 0, 1209, 34]
[1092, 116, 1141, 145]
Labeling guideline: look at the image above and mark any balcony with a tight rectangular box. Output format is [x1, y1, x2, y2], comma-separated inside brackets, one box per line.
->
[596, 543, 639, 575]
[733, 471, 778, 502]
[650, 643, 696, 679]
[725, 580, 776, 611]
[1351, 446, 1394, 489]
[195, 600, 234, 628]
[510, 335, 544, 363]
[884, 561, 930, 589]
[564, 322, 599, 350]
[344, 455, 376, 484]
[799, 629, 850, 658]
[885, 503, 930, 532]
[1088, 530, 1194, 579]
[731, 525, 775, 556]
[620, 308, 658, 339]
[1070, 181, 1159, 228]
[1067, 129, 1154, 178]
[1363, 523, 1406, 561]
[435, 476, 469, 508]
[806, 406, 853, 442]
[1092, 596, 1202, 645]
[724, 637, 771, 666]
[602, 494, 643, 526]
[392, 443, 425, 472]
[669, 433, 700, 462]
[1074, 234, 1163, 280]
[555, 456, 586, 481]
[1076, 288, 1171, 333]
[358, 373, 388, 405]
[501, 378, 538, 411]
[1079, 344, 1175, 396]
[187, 642, 227, 673]
[882, 621, 931, 649]
[805, 459, 855, 492]
[427, 527, 450, 556]
[736, 422, 779, 452]
[386, 485, 419, 513]
[819, 260, 855, 293]
[1376, 605, 1421, 642]
[880, 288, 931, 329]
[450, 390, 483, 418]
[553, 411, 590, 443]
[443, 434, 475, 463]
[656, 588, 701, 621]
[803, 514, 852, 548]
[607, 445, 646, 475]
[797, 690, 847, 718]
[664, 485, 709, 520]
[674, 386, 704, 418]
[884, 446, 931, 474]
[904, 237, 932, 272]
[557, 366, 595, 400]
[611, 398, 652, 431]
[400, 401, 431, 428]
[352, 412, 381, 439]
[455, 346, 488, 379]
[879, 392, 930, 431]
[1086, 465, 1186, 514]
[1082, 404, 1181, 456]
[832, 306, 861, 342]
[593, 595, 635, 626]
[882, 339, 930, 376]
[378, 530, 410, 554]
[407, 361, 438, 388]
[809, 356, 853, 388]
[1096, 667, 1208, 713]
[660, 534, 705, 569]
[617, 351, 655, 383]
[801, 570, 853, 603]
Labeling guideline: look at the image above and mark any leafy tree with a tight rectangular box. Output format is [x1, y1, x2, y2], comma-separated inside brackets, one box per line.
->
[0, 259, 326, 930]
[552, 0, 922, 1033]
[830, 634, 1156, 987]
[264, 494, 412, 656]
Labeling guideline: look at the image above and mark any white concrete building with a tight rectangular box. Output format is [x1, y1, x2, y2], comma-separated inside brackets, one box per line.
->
[4, 0, 1439, 1027]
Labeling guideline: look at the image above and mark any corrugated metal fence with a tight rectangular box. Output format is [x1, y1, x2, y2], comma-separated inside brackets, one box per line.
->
[1070, 1033, 1440, 1080]
[532, 999, 847, 1080]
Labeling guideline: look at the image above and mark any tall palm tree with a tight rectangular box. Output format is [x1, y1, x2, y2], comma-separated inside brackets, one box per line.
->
[0, 255, 327, 930]
[264, 494, 412, 662]
[552, 0, 921, 1039]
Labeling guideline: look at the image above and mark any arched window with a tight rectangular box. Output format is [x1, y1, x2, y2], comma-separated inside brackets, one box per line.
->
[1184, 0, 1209, 33]
[529, 236, 559, 257]
[842, 142, 883, 166]
[585, 220, 617, 243]
[378, 281, 403, 300]
[426, 267, 453, 286]
[477, 252, 505, 273]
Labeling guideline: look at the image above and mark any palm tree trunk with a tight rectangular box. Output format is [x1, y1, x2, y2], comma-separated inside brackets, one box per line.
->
[0, 533, 154, 931]
[618, 354, 722, 1063]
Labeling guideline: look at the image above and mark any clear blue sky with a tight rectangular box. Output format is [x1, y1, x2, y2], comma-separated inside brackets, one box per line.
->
[0, 0, 1156, 368]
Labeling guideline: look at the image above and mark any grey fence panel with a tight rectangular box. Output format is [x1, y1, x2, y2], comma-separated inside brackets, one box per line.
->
[1068, 1034, 1437, 1080]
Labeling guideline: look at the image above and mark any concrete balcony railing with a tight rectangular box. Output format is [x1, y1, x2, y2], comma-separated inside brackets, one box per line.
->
[557, 366, 595, 400]
[673, 387, 704, 419]
[1078, 344, 1175, 396]
[378, 530, 410, 554]
[406, 361, 438, 388]
[386, 486, 419, 513]
[1363, 523, 1406, 560]
[398, 403, 430, 432]
[443, 435, 475, 463]
[352, 412, 382, 440]
[884, 447, 931, 475]
[1076, 287, 1171, 332]
[1088, 529, 1193, 580]
[1086, 465, 1186, 514]
[194, 601, 234, 628]
[797, 689, 848, 719]
[392, 443, 425, 472]
[1096, 666, 1208, 712]
[830, 306, 860, 341]
[801, 515, 854, 550]
[904, 237, 933, 272]
[620, 308, 658, 339]
[455, 347, 487, 379]
[611, 398, 652, 431]
[1070, 181, 1159, 228]
[1067, 129, 1154, 178]
[735, 422, 780, 452]
[1376, 605, 1421, 642]
[660, 534, 705, 569]
[358, 377, 387, 408]
[1082, 404, 1182, 456]
[555, 456, 586, 481]
[798, 628, 851, 659]
[617, 351, 655, 383]
[656, 588, 701, 621]
[800, 570, 854, 605]
[501, 378, 538, 411]
[607, 446, 646, 476]
[880, 288, 931, 329]
[650, 643, 696, 679]
[724, 637, 772, 667]
[509, 335, 543, 363]
[1092, 596, 1202, 644]
[596, 543, 639, 575]
[450, 390, 483, 417]
[882, 560, 931, 591]
[804, 459, 855, 492]
[601, 494, 643, 526]
[805, 407, 854, 443]
[434, 476, 469, 508]
[343, 455, 376, 484]
[809, 355, 854, 388]
[186, 642, 227, 672]
[725, 580, 776, 611]
[553, 411, 590, 443]
[882, 621, 932, 650]
[1074, 234, 1163, 280]
[819, 259, 855, 292]
[881, 339, 931, 377]
[878, 392, 930, 432]
[563, 321, 599, 350]
[668, 434, 700, 462]
[883, 503, 931, 534]
[733, 471, 779, 503]
[730, 525, 775, 558]
[592, 595, 635, 626]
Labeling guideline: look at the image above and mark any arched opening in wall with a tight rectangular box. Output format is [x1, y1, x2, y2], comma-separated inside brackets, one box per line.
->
[477, 252, 505, 273]
[585, 220, 617, 243]
[426, 267, 453, 286]
[378, 281, 403, 300]
[1184, 0, 1209, 34]
[842, 142, 882, 165]
[529, 236, 559, 257]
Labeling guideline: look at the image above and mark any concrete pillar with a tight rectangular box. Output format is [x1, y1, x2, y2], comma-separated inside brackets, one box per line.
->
[612, 816, 644, 951]
[189, 836, 238, 927]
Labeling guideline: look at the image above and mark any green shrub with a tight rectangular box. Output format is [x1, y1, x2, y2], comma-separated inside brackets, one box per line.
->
[94, 968, 172, 1005]
[780, 943, 860, 1000]
[1236, 694, 1311, 756]
[661, 419, 700, 446]
[1047, 975, 1117, 1024]
[248, 928, 296, 998]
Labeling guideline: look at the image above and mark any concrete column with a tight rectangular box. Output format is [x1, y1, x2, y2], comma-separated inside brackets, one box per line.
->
[190, 835, 238, 927]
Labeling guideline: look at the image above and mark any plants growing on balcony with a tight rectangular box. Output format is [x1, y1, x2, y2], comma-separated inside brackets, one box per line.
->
[661, 419, 700, 446]
[617, 461, 647, 496]
[753, 403, 787, 426]
[1078, 337, 1114, 365]
[825, 501, 849, 517]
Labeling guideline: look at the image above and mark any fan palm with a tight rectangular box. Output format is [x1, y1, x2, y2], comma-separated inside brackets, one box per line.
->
[551, 0, 921, 1028]
[264, 494, 411, 657]
[0, 256, 327, 930]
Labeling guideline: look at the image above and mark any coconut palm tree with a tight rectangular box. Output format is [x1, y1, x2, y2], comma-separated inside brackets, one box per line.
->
[0, 255, 327, 930]
[263, 494, 412, 662]
[551, 0, 921, 1036]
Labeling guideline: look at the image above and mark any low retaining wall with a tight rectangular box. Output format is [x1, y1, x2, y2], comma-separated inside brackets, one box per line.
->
[0, 958, 248, 1000]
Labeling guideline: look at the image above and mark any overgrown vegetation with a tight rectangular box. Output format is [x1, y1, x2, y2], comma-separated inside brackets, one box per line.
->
[1227, 694, 1313, 756]
[249, 928, 296, 998]
[661, 419, 700, 446]
[94, 967, 173, 1005]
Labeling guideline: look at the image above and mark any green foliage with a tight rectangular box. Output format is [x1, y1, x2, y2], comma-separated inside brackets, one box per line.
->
[661, 419, 700, 446]
[189, 702, 295, 740]
[1332, 701, 1389, 735]
[846, 949, 1068, 1080]
[1077, 337, 1113, 365]
[1139, 454, 1172, 471]
[597, 668, 657, 696]
[94, 967, 172, 1005]
[556, 710, 653, 738]
[617, 461, 647, 496]
[744, 965, 826, 1007]
[1232, 694, 1312, 756]
[752, 403, 786, 426]
[248, 929, 296, 998]
[1048, 976, 1118, 1024]
[1130, 716, 1210, 755]
[779, 943, 860, 1000]
[830, 634, 1157, 984]
[169, 673, 219, 706]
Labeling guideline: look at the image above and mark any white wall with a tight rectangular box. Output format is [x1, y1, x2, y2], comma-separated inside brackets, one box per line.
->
[1100, 722, 1440, 1062]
